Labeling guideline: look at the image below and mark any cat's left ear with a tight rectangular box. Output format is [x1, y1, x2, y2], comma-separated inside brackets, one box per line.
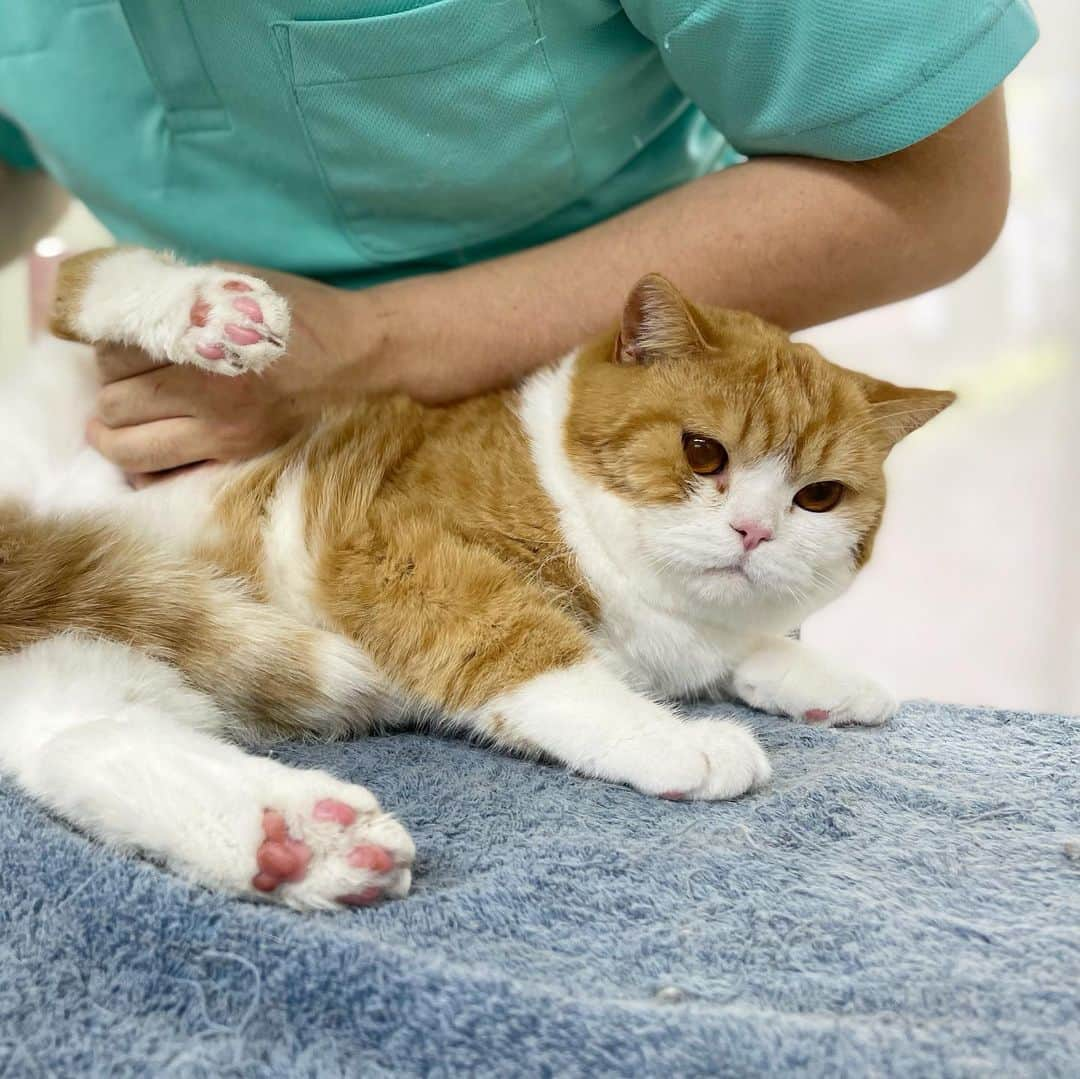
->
[856, 375, 957, 447]
[615, 274, 706, 365]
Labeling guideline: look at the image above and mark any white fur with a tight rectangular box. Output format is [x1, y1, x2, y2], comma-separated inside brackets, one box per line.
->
[0, 635, 412, 910]
[483, 659, 771, 799]
[0, 335, 127, 512]
[262, 464, 325, 626]
[75, 249, 289, 374]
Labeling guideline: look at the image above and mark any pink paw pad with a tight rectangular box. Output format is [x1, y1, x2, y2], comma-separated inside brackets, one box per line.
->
[222, 280, 253, 292]
[334, 844, 396, 908]
[224, 323, 264, 346]
[660, 790, 687, 801]
[313, 798, 357, 827]
[196, 342, 227, 361]
[232, 296, 264, 323]
[348, 844, 395, 874]
[804, 709, 830, 723]
[252, 809, 312, 894]
[338, 887, 383, 907]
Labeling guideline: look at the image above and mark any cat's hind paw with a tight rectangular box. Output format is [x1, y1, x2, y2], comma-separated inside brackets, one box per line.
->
[248, 779, 414, 911]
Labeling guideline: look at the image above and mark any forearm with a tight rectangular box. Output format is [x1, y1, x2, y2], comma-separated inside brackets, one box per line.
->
[0, 163, 69, 267]
[366, 91, 1007, 403]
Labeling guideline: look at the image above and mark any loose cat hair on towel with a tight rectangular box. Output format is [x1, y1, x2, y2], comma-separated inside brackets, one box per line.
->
[0, 249, 953, 910]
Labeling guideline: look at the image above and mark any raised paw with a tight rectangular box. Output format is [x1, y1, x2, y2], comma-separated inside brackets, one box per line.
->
[180, 272, 290, 376]
[250, 789, 414, 912]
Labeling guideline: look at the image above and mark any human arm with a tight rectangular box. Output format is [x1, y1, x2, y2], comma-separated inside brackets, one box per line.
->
[88, 86, 1009, 476]
[362, 86, 1010, 402]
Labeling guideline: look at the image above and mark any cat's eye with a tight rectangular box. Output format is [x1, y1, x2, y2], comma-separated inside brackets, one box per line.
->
[682, 434, 728, 475]
[794, 481, 845, 513]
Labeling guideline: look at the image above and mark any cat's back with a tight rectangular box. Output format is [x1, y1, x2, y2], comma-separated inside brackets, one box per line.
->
[301, 387, 564, 553]
[294, 385, 591, 623]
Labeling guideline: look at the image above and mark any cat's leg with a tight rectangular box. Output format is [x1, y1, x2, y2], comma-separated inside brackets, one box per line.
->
[0, 500, 394, 737]
[473, 658, 772, 801]
[351, 538, 770, 800]
[730, 635, 897, 727]
[50, 247, 290, 376]
[0, 635, 414, 910]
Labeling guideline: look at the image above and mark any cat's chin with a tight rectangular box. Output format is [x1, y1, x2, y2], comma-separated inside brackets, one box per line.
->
[680, 559, 850, 615]
[683, 567, 758, 606]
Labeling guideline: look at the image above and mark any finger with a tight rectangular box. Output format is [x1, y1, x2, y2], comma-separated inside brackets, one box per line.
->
[96, 344, 168, 384]
[129, 462, 209, 489]
[96, 365, 205, 428]
[86, 416, 214, 474]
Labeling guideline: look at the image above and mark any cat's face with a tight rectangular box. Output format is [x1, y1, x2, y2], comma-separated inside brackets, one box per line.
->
[565, 275, 955, 613]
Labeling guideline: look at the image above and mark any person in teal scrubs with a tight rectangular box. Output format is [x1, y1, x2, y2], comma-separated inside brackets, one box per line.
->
[0, 1, 1037, 481]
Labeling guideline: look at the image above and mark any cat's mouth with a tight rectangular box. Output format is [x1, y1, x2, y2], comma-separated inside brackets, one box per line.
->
[703, 560, 749, 579]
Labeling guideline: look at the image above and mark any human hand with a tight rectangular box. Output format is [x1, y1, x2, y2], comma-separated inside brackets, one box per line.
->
[85, 266, 380, 485]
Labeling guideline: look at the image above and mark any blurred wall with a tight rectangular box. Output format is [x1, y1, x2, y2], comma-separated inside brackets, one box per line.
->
[0, 201, 110, 369]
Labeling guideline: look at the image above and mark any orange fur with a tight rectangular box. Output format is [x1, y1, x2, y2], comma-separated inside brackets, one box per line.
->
[48, 247, 118, 341]
[205, 394, 596, 719]
[0, 500, 380, 736]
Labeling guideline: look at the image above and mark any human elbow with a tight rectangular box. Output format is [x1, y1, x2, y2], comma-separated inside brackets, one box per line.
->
[937, 161, 1010, 279]
[898, 87, 1013, 284]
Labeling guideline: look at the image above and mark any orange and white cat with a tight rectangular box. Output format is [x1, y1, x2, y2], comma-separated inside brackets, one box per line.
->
[0, 249, 953, 910]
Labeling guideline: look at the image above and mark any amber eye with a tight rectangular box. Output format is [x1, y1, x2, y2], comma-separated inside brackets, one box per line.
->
[682, 434, 728, 475]
[794, 481, 845, 513]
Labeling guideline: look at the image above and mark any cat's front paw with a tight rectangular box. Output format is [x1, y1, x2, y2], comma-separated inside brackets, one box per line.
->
[796, 673, 897, 728]
[180, 271, 290, 375]
[733, 639, 897, 728]
[585, 713, 771, 801]
[653, 720, 773, 801]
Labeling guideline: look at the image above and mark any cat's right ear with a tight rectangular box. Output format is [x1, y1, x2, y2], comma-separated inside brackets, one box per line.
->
[854, 374, 957, 447]
[614, 274, 705, 365]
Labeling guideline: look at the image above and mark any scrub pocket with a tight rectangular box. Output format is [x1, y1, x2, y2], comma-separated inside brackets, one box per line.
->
[272, 0, 581, 262]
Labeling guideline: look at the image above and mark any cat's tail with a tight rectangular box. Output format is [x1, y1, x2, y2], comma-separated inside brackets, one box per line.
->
[0, 500, 391, 738]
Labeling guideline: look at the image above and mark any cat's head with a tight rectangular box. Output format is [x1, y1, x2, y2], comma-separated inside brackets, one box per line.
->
[564, 275, 955, 615]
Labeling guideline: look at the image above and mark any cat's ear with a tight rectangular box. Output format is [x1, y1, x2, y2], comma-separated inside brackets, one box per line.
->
[614, 274, 706, 365]
[855, 374, 957, 447]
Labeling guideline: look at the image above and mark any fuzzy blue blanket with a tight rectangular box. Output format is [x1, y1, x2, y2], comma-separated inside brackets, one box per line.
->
[1, 701, 1077, 1077]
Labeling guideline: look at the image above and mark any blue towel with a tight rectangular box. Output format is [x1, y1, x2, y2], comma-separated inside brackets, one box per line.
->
[2, 701, 1077, 1077]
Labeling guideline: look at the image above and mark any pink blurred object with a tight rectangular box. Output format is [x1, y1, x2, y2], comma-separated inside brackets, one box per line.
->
[28, 236, 66, 337]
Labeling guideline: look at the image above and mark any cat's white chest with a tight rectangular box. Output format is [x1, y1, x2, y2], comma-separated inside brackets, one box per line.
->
[594, 597, 740, 699]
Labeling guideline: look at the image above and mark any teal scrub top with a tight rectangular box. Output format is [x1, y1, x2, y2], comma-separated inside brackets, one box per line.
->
[0, 1, 1037, 287]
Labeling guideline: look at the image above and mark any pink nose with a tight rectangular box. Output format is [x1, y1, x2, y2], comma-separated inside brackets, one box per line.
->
[732, 520, 773, 552]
